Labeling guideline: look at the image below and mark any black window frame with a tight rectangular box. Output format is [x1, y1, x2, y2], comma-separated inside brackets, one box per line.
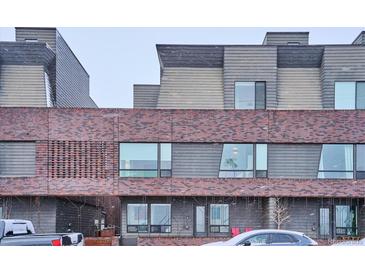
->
[126, 203, 149, 233]
[119, 143, 172, 178]
[209, 204, 230, 234]
[234, 81, 266, 110]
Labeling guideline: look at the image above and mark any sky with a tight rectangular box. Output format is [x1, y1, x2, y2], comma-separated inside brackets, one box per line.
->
[0, 27, 364, 108]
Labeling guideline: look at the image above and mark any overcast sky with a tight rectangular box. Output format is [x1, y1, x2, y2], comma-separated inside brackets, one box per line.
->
[0, 27, 363, 108]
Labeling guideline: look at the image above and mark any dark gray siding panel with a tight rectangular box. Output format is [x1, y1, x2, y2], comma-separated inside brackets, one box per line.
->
[263, 32, 309, 45]
[172, 143, 223, 178]
[321, 46, 365, 109]
[224, 46, 278, 109]
[133, 85, 160, 108]
[15, 28, 57, 51]
[277, 68, 322, 109]
[268, 144, 322, 179]
[0, 142, 36, 177]
[55, 32, 97, 108]
[5, 197, 57, 233]
[157, 45, 224, 68]
[158, 68, 224, 109]
[277, 46, 324, 68]
[0, 65, 47, 107]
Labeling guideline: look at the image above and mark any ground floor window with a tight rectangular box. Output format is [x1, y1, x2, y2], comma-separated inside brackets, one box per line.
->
[127, 204, 148, 233]
[150, 204, 171, 233]
[195, 206, 206, 234]
[210, 204, 229, 233]
[319, 208, 330, 237]
[335, 205, 357, 236]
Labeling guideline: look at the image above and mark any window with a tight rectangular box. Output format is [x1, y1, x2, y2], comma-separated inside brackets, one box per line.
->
[127, 204, 148, 233]
[160, 143, 172, 177]
[240, 234, 270, 246]
[119, 143, 171, 178]
[235, 82, 266, 109]
[255, 144, 268, 178]
[219, 144, 253, 178]
[150, 204, 171, 233]
[319, 208, 330, 237]
[356, 145, 365, 179]
[210, 204, 229, 233]
[195, 206, 206, 234]
[318, 144, 353, 179]
[335, 81, 365, 109]
[270, 233, 297, 244]
[335, 205, 357, 236]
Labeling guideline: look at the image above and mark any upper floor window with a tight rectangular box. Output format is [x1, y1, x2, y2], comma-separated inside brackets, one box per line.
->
[119, 143, 171, 178]
[219, 144, 267, 178]
[234, 82, 266, 109]
[318, 144, 353, 179]
[335, 82, 365, 110]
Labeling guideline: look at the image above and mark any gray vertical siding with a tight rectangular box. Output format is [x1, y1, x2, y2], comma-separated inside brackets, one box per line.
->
[321, 46, 365, 108]
[223, 46, 278, 109]
[15, 28, 57, 51]
[5, 197, 57, 233]
[268, 144, 322, 179]
[0, 65, 47, 107]
[172, 143, 223, 178]
[0, 142, 36, 177]
[263, 33, 309, 45]
[55, 32, 97, 108]
[133, 84, 160, 108]
[277, 68, 322, 109]
[157, 67, 224, 109]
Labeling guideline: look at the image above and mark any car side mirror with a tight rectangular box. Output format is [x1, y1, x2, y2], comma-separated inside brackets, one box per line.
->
[243, 241, 251, 246]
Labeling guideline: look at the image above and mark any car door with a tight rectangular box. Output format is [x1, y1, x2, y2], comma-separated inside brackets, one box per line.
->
[237, 233, 271, 246]
[269, 233, 299, 246]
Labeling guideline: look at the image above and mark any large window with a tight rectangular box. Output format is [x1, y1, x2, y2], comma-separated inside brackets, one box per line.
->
[127, 204, 148, 233]
[119, 143, 171, 178]
[219, 144, 253, 178]
[318, 144, 353, 179]
[356, 145, 365, 179]
[150, 204, 171, 233]
[335, 82, 365, 109]
[235, 82, 266, 109]
[335, 205, 357, 236]
[210, 204, 229, 233]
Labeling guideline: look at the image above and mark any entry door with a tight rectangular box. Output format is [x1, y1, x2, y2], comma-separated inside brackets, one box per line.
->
[319, 208, 330, 239]
[195, 206, 207, 236]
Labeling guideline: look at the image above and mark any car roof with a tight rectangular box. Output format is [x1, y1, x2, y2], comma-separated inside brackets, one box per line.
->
[225, 229, 305, 245]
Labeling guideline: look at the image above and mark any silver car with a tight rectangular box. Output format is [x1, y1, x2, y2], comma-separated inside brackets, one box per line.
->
[203, 229, 318, 246]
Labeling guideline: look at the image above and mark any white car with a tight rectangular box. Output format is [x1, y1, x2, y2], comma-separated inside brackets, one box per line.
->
[202, 229, 318, 246]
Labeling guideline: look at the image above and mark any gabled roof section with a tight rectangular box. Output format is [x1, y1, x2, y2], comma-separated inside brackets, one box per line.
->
[156, 45, 224, 68]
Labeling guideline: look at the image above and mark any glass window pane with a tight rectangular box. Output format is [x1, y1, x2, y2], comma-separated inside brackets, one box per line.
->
[335, 82, 356, 109]
[120, 143, 158, 170]
[356, 82, 365, 109]
[127, 204, 148, 225]
[120, 170, 158, 177]
[160, 143, 172, 170]
[196, 206, 206, 233]
[210, 204, 229, 226]
[318, 171, 353, 179]
[220, 144, 253, 172]
[319, 208, 330, 236]
[235, 82, 255, 109]
[255, 82, 266, 109]
[151, 204, 171, 225]
[336, 205, 357, 230]
[357, 145, 365, 171]
[319, 144, 353, 172]
[256, 144, 267, 170]
[245, 234, 269, 245]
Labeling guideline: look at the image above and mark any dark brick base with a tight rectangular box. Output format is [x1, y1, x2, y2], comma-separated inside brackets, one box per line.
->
[137, 237, 230, 246]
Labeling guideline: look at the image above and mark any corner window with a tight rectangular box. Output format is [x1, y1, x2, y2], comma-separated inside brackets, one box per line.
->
[210, 204, 229, 233]
[127, 204, 148, 233]
[318, 144, 353, 179]
[235, 82, 266, 109]
[356, 145, 365, 179]
[119, 143, 171, 178]
[219, 144, 253, 178]
[335, 82, 365, 109]
[150, 204, 171, 233]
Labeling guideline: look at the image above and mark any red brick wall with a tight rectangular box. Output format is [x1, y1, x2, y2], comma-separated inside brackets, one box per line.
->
[137, 237, 230, 246]
[1, 107, 365, 197]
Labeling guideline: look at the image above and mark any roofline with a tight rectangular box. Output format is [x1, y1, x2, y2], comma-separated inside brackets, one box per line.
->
[156, 43, 363, 47]
[265, 31, 310, 35]
[352, 30, 365, 44]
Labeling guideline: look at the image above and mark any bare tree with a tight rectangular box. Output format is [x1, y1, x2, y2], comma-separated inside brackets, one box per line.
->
[271, 197, 290, 230]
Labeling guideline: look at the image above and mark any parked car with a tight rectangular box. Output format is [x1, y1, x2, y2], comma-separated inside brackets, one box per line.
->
[332, 238, 365, 246]
[202, 229, 318, 246]
[0, 219, 84, 246]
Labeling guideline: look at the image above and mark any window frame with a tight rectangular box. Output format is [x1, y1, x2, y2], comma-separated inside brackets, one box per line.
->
[209, 204, 230, 234]
[126, 203, 149, 233]
[150, 204, 172, 234]
[234, 81, 266, 110]
[119, 143, 172, 178]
